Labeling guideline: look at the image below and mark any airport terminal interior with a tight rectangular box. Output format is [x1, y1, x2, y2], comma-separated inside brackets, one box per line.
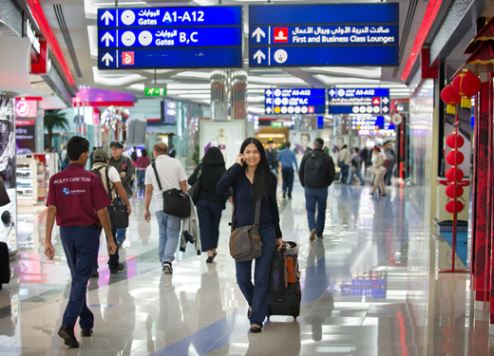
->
[2, 0, 494, 355]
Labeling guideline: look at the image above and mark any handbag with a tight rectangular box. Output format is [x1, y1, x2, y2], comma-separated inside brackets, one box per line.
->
[188, 166, 202, 204]
[102, 167, 129, 229]
[229, 197, 263, 262]
[152, 162, 191, 218]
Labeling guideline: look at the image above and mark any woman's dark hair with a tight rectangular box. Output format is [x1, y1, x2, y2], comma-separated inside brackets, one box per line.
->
[240, 137, 273, 199]
[202, 146, 225, 166]
[67, 136, 89, 161]
[141, 148, 148, 157]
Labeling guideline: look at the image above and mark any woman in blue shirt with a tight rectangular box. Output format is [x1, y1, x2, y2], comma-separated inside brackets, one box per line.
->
[217, 137, 283, 333]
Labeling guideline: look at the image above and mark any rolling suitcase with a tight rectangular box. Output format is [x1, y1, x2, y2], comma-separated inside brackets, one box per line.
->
[0, 241, 10, 289]
[267, 241, 301, 319]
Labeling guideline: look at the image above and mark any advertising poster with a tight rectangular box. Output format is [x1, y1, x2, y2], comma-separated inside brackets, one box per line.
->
[199, 120, 246, 168]
[0, 95, 17, 251]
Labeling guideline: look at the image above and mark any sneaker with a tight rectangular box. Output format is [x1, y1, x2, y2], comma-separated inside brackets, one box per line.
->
[162, 262, 173, 274]
[58, 325, 79, 348]
[109, 262, 125, 274]
[250, 323, 263, 333]
[309, 229, 317, 241]
[206, 255, 214, 264]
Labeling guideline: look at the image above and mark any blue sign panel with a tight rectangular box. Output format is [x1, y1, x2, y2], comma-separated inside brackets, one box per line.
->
[98, 6, 242, 69]
[264, 88, 325, 115]
[328, 88, 390, 115]
[249, 3, 399, 67]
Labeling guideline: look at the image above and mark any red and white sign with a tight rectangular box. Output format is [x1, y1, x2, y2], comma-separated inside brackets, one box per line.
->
[273, 28, 289, 43]
[15, 99, 37, 118]
[372, 97, 381, 106]
[121, 51, 135, 65]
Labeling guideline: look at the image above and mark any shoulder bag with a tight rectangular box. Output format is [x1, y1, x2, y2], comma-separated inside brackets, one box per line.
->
[152, 162, 191, 218]
[188, 166, 202, 204]
[229, 197, 263, 262]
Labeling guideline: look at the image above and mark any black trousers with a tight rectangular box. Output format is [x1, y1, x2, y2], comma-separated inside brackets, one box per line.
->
[282, 167, 294, 195]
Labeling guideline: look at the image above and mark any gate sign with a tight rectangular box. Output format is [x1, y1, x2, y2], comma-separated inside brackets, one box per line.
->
[328, 88, 390, 115]
[249, 3, 399, 67]
[264, 88, 325, 115]
[98, 7, 243, 69]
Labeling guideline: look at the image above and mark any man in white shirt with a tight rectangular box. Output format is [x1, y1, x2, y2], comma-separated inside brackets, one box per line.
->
[144, 142, 188, 274]
[92, 149, 132, 275]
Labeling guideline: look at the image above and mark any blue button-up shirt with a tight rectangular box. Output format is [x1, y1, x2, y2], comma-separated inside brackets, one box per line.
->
[278, 148, 298, 170]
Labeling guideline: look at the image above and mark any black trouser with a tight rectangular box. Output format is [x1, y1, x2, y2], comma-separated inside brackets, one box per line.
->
[92, 227, 119, 274]
[282, 167, 294, 195]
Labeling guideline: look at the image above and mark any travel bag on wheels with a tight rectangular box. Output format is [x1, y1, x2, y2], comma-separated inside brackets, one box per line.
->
[0, 241, 10, 289]
[267, 241, 301, 319]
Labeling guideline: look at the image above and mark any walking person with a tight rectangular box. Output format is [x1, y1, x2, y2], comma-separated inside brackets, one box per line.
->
[109, 142, 135, 247]
[383, 141, 397, 186]
[371, 146, 387, 197]
[44, 136, 117, 348]
[278, 142, 298, 199]
[217, 137, 283, 333]
[299, 138, 335, 241]
[265, 139, 278, 177]
[144, 143, 188, 274]
[188, 147, 227, 264]
[337, 144, 351, 184]
[349, 148, 365, 186]
[91, 149, 132, 275]
[136, 148, 151, 197]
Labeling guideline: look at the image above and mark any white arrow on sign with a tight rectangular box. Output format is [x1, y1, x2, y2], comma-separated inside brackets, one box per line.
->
[101, 32, 114, 47]
[382, 106, 389, 113]
[329, 89, 336, 97]
[266, 89, 273, 96]
[102, 52, 114, 66]
[101, 11, 114, 26]
[382, 97, 390, 104]
[251, 27, 266, 43]
[253, 49, 266, 64]
[266, 107, 273, 114]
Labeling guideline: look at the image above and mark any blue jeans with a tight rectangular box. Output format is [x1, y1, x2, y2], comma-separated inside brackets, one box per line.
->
[60, 226, 100, 329]
[282, 167, 294, 195]
[304, 187, 328, 237]
[235, 225, 276, 325]
[349, 167, 365, 185]
[155, 211, 181, 263]
[196, 200, 223, 251]
[137, 170, 145, 195]
[116, 228, 126, 245]
[340, 164, 350, 184]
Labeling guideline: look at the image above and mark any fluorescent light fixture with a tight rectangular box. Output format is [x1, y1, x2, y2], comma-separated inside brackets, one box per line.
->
[248, 106, 266, 114]
[306, 66, 382, 78]
[93, 67, 143, 86]
[173, 71, 213, 80]
[247, 96, 265, 103]
[176, 93, 211, 99]
[128, 83, 144, 91]
[314, 74, 380, 85]
[248, 75, 306, 85]
[167, 83, 212, 90]
[87, 25, 97, 58]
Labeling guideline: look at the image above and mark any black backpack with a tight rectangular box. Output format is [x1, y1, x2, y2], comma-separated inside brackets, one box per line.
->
[304, 152, 334, 188]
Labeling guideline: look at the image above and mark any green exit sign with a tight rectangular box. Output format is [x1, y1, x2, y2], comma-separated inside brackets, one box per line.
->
[271, 121, 282, 128]
[144, 87, 167, 97]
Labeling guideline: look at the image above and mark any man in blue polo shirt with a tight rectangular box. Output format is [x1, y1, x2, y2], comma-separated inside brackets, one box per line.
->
[278, 142, 298, 199]
[44, 136, 117, 349]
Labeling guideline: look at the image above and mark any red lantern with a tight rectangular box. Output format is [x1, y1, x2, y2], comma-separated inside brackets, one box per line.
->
[446, 167, 464, 181]
[452, 69, 481, 97]
[446, 150, 465, 165]
[445, 200, 464, 214]
[445, 184, 464, 199]
[440, 85, 461, 105]
[446, 133, 465, 148]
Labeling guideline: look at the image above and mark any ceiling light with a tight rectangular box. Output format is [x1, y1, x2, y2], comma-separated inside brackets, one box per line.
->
[306, 67, 382, 78]
[247, 96, 265, 103]
[87, 25, 97, 58]
[314, 75, 380, 85]
[173, 71, 213, 80]
[128, 83, 144, 91]
[248, 76, 306, 85]
[93, 67, 143, 86]
[248, 107, 266, 114]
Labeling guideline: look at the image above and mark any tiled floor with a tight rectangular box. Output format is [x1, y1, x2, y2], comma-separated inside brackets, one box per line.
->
[0, 183, 492, 355]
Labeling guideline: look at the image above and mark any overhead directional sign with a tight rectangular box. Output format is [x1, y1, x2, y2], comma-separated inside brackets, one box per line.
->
[264, 88, 325, 115]
[249, 3, 399, 67]
[328, 88, 390, 115]
[144, 87, 167, 97]
[98, 7, 243, 69]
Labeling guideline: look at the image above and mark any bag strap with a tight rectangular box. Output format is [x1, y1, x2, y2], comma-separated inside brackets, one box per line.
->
[105, 166, 116, 202]
[253, 196, 261, 227]
[152, 162, 163, 191]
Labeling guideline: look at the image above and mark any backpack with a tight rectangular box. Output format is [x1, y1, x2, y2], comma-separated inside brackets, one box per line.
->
[304, 154, 326, 188]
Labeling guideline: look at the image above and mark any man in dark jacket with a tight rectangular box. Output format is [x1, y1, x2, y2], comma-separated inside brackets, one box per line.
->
[299, 138, 335, 241]
[266, 139, 278, 177]
[109, 142, 134, 246]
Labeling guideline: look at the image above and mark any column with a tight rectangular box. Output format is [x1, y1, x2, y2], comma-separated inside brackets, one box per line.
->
[35, 102, 44, 152]
[231, 70, 247, 120]
[210, 71, 227, 121]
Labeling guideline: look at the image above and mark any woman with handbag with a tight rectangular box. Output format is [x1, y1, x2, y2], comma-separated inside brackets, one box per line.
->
[217, 137, 283, 333]
[188, 147, 227, 263]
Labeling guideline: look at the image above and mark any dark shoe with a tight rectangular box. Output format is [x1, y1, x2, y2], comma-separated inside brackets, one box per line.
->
[91, 270, 99, 278]
[163, 262, 173, 274]
[247, 307, 251, 319]
[282, 192, 286, 199]
[206, 255, 214, 264]
[250, 323, 263, 333]
[58, 325, 79, 348]
[109, 262, 125, 274]
[309, 229, 317, 241]
[288, 193, 292, 199]
[81, 329, 93, 337]
[318, 234, 324, 239]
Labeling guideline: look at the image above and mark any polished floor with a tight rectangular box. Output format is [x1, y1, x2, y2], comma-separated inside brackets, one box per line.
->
[0, 182, 492, 355]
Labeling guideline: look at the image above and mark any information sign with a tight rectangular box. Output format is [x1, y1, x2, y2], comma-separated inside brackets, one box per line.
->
[98, 6, 243, 69]
[249, 3, 399, 67]
[328, 88, 390, 115]
[264, 88, 325, 115]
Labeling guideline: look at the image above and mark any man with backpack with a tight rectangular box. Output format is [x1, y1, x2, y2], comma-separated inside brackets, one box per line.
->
[92, 149, 132, 275]
[299, 138, 335, 241]
[109, 142, 135, 247]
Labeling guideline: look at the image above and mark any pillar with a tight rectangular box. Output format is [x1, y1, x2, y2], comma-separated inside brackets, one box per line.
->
[35, 103, 44, 152]
[210, 71, 227, 121]
[230, 71, 247, 120]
